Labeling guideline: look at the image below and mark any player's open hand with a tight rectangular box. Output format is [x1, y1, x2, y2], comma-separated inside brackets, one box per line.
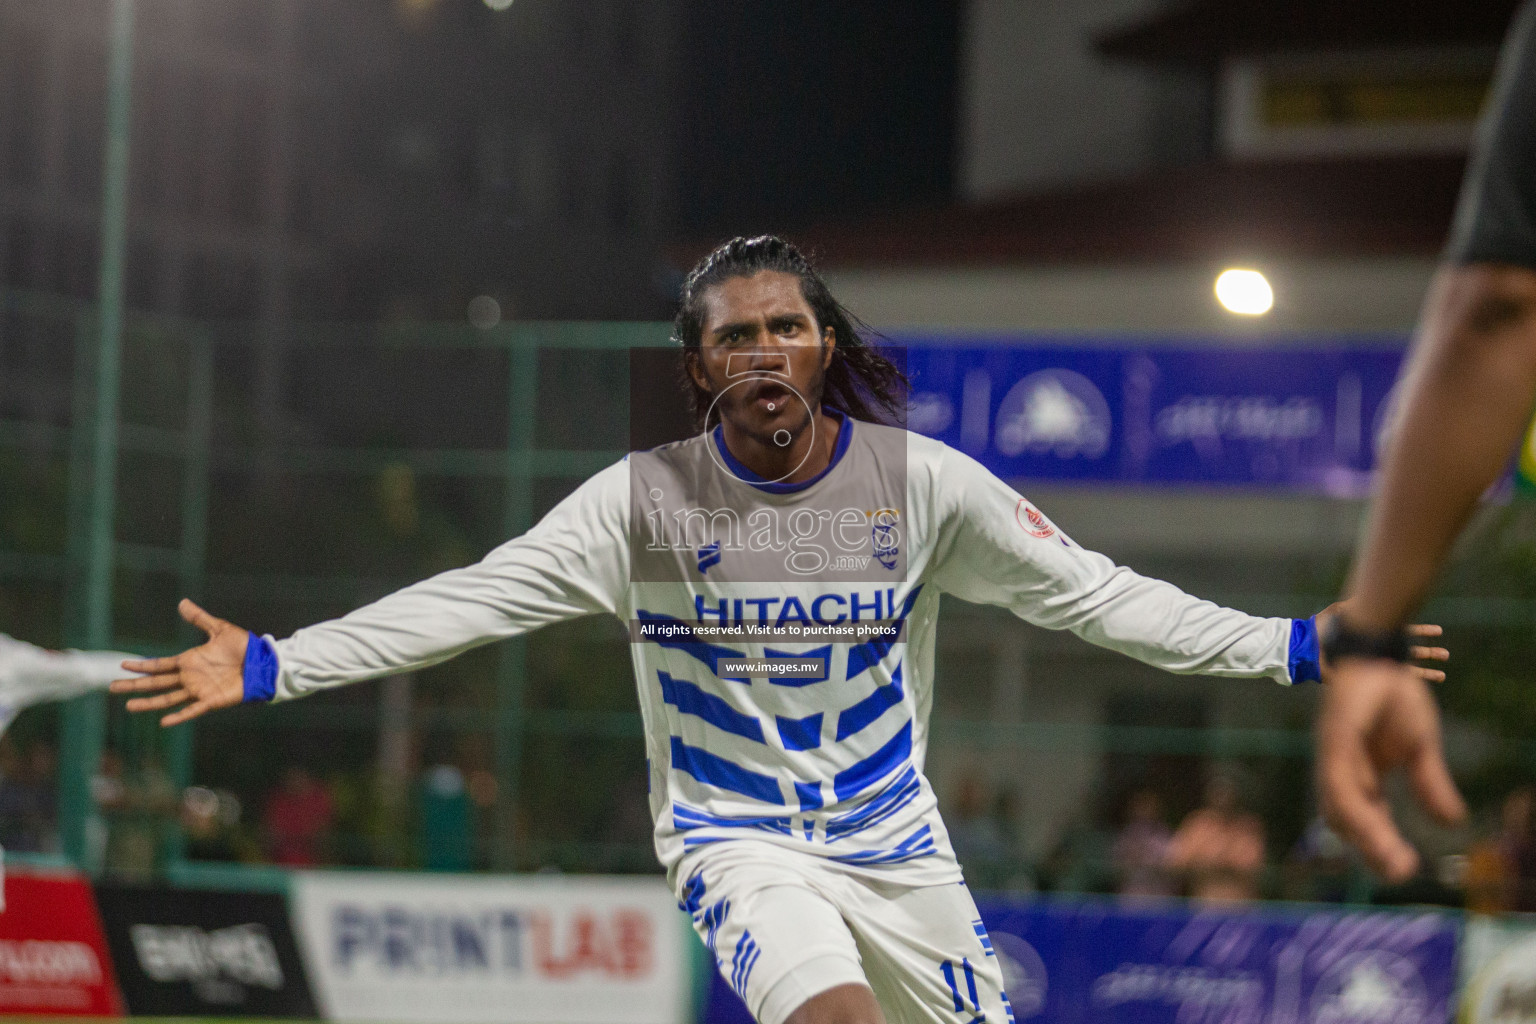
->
[110, 599, 249, 727]
[1313, 606, 1465, 883]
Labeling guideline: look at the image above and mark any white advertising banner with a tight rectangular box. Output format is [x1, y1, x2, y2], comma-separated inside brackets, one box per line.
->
[290, 872, 690, 1024]
[1460, 914, 1536, 1024]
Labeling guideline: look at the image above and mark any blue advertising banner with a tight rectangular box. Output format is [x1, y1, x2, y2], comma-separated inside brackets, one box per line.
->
[897, 341, 1408, 495]
[976, 897, 1459, 1024]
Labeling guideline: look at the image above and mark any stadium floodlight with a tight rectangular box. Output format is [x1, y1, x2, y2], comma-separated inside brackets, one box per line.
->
[484, 0, 514, 9]
[1214, 268, 1274, 316]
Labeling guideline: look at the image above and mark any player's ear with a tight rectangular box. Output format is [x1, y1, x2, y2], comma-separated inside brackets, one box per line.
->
[821, 326, 836, 369]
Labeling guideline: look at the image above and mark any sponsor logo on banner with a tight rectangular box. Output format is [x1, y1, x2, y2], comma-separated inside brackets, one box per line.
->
[132, 924, 282, 992]
[0, 866, 122, 1016]
[900, 342, 1412, 492]
[994, 369, 1111, 459]
[291, 872, 687, 1024]
[1310, 950, 1428, 1022]
[990, 930, 1047, 1018]
[1154, 395, 1325, 444]
[96, 886, 316, 1018]
[906, 392, 954, 435]
[975, 898, 1457, 1024]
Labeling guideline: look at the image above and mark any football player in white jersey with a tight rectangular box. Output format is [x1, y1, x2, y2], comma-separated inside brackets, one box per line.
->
[0, 633, 140, 910]
[0, 633, 139, 739]
[112, 236, 1449, 1024]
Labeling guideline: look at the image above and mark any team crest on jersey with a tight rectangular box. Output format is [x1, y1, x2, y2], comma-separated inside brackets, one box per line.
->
[871, 508, 900, 570]
[696, 542, 722, 575]
[1015, 499, 1055, 538]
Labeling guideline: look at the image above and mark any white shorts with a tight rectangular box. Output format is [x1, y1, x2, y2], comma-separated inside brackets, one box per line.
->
[679, 841, 1014, 1024]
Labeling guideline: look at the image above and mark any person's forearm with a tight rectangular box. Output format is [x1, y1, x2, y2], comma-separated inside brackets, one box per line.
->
[1347, 264, 1536, 629]
[272, 529, 614, 701]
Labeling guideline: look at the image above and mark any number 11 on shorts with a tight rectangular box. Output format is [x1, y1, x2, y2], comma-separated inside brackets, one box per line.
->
[940, 958, 984, 1020]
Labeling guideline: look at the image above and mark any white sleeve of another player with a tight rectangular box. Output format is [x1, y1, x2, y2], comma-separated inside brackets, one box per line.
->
[272, 459, 631, 701]
[0, 636, 137, 736]
[927, 448, 1292, 684]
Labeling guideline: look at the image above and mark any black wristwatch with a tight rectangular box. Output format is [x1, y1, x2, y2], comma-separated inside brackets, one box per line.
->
[1320, 615, 1412, 664]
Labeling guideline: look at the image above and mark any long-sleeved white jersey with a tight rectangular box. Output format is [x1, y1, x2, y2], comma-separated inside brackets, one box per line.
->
[0, 634, 138, 736]
[264, 415, 1309, 888]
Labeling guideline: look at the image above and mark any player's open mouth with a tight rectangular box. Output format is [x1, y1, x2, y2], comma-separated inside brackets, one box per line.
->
[748, 381, 792, 411]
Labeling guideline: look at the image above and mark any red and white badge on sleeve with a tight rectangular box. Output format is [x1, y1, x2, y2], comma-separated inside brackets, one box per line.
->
[0, 865, 124, 1016]
[1015, 499, 1056, 539]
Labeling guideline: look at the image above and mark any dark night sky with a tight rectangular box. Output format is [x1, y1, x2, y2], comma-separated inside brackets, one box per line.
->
[676, 0, 964, 236]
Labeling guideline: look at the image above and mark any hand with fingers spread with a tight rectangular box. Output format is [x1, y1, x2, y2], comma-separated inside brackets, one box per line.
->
[111, 599, 250, 727]
[1313, 605, 1466, 883]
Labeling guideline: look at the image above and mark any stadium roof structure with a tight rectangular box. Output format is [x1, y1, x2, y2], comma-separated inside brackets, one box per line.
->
[739, 154, 1465, 270]
[1095, 0, 1521, 66]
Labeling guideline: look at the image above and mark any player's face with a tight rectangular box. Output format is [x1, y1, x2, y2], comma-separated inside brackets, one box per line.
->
[690, 270, 835, 443]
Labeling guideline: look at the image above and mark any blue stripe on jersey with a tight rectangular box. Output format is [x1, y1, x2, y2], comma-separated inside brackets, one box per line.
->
[825, 765, 921, 841]
[702, 900, 730, 954]
[844, 585, 923, 681]
[829, 823, 935, 865]
[672, 801, 792, 835]
[678, 872, 707, 915]
[731, 931, 761, 997]
[832, 719, 912, 802]
[776, 712, 823, 751]
[844, 634, 894, 682]
[659, 671, 765, 742]
[835, 660, 905, 741]
[763, 645, 832, 686]
[670, 736, 784, 805]
[795, 781, 824, 812]
[636, 610, 748, 681]
[973, 920, 995, 956]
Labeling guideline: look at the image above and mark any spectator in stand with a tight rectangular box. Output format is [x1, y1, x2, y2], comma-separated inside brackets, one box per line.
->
[947, 773, 1011, 888]
[418, 763, 472, 872]
[1114, 789, 1174, 900]
[0, 736, 30, 851]
[1167, 776, 1266, 903]
[23, 741, 58, 853]
[1465, 786, 1535, 913]
[264, 766, 335, 866]
[990, 786, 1035, 892]
[1284, 814, 1356, 903]
[0, 740, 60, 854]
[98, 753, 177, 880]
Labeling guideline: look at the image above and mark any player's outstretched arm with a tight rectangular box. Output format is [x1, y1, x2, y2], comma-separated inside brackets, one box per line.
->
[111, 599, 247, 727]
[0, 634, 145, 737]
[1316, 0, 1536, 881]
[1347, 265, 1536, 632]
[115, 459, 630, 722]
[929, 450, 1453, 686]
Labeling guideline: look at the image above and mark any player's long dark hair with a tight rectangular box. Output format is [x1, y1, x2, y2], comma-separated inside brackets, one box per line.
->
[673, 235, 908, 428]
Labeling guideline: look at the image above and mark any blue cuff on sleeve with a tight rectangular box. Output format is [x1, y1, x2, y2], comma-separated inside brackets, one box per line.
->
[242, 633, 277, 703]
[1289, 617, 1322, 685]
